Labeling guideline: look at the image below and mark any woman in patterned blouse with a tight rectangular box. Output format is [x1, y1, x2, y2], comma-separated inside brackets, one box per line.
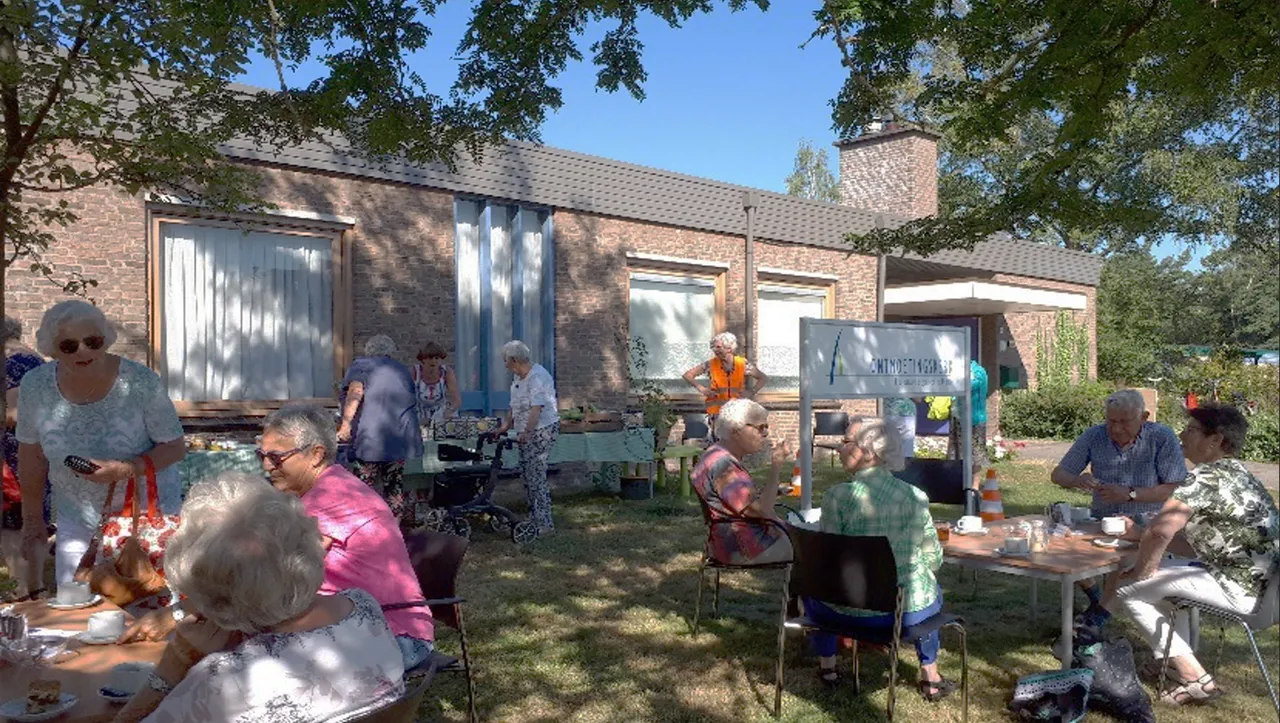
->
[1097, 404, 1280, 706]
[113, 473, 405, 723]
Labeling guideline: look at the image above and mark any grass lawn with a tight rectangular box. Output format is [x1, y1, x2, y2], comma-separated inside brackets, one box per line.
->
[5, 458, 1278, 722]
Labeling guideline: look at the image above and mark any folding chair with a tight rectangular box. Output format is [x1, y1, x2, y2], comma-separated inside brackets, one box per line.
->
[682, 414, 711, 444]
[779, 527, 968, 721]
[388, 528, 479, 723]
[691, 492, 792, 639]
[329, 660, 438, 723]
[812, 411, 850, 467]
[1159, 570, 1280, 712]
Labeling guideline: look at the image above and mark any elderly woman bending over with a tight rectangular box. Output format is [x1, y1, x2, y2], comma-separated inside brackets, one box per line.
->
[1091, 404, 1280, 706]
[338, 334, 423, 526]
[17, 300, 185, 586]
[689, 399, 793, 565]
[806, 417, 956, 701]
[111, 473, 405, 723]
[119, 404, 435, 671]
[494, 340, 559, 536]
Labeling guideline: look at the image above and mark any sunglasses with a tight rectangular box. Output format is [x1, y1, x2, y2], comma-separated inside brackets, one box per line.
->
[254, 446, 307, 469]
[57, 336, 105, 355]
[747, 422, 770, 435]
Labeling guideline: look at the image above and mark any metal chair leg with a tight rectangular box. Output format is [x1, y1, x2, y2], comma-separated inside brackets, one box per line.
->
[959, 626, 969, 723]
[773, 565, 791, 719]
[1159, 614, 1176, 694]
[1241, 622, 1280, 712]
[456, 604, 478, 723]
[693, 558, 706, 638]
[713, 569, 722, 617]
[1213, 623, 1226, 677]
[886, 638, 899, 721]
[851, 640, 860, 695]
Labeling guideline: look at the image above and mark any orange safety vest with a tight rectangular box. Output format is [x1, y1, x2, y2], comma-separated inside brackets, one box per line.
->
[706, 356, 747, 415]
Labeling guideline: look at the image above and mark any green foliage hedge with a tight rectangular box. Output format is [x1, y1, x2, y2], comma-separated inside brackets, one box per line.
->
[1241, 411, 1280, 463]
[999, 382, 1115, 441]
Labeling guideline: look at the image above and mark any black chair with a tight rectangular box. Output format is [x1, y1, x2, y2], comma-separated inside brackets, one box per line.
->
[333, 661, 439, 723]
[779, 527, 968, 721]
[1159, 571, 1280, 711]
[682, 413, 710, 444]
[891, 457, 978, 508]
[691, 493, 792, 642]
[386, 528, 478, 723]
[812, 411, 850, 467]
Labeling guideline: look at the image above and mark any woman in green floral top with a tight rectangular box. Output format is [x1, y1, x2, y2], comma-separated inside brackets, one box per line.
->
[1100, 404, 1280, 706]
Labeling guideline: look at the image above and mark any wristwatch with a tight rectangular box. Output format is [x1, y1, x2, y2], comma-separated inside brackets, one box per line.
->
[1127, 487, 1137, 501]
[171, 606, 187, 623]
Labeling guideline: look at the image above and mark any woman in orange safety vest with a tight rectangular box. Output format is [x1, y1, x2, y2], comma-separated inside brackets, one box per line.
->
[682, 332, 768, 439]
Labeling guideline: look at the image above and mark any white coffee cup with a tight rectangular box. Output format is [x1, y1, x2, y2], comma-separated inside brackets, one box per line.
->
[106, 662, 155, 696]
[1101, 516, 1127, 536]
[56, 581, 91, 605]
[956, 515, 984, 533]
[87, 610, 126, 639]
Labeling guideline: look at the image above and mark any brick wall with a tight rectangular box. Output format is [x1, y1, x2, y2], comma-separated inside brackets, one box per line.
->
[836, 130, 939, 219]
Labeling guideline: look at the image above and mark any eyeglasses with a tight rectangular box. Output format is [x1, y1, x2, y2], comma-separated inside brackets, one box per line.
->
[57, 336, 105, 355]
[255, 446, 307, 469]
[747, 423, 769, 436]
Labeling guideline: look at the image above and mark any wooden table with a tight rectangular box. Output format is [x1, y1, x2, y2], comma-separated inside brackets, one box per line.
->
[942, 514, 1137, 669]
[1, 601, 165, 722]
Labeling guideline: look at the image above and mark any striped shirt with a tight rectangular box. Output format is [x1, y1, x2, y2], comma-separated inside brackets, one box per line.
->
[1057, 422, 1187, 517]
[820, 466, 942, 616]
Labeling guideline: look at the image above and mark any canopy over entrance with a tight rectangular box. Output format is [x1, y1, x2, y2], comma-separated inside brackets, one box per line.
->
[884, 280, 1087, 317]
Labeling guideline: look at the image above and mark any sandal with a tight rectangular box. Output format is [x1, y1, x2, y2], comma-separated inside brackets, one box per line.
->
[919, 678, 959, 702]
[817, 668, 842, 689]
[1160, 673, 1224, 706]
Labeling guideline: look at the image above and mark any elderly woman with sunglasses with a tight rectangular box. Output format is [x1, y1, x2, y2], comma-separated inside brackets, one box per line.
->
[117, 405, 436, 672]
[689, 399, 794, 565]
[15, 300, 186, 587]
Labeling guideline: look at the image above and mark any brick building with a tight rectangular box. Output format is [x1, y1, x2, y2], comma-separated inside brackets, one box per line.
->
[5, 117, 1099, 443]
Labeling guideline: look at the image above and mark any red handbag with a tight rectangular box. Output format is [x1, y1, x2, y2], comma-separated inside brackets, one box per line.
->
[75, 456, 180, 607]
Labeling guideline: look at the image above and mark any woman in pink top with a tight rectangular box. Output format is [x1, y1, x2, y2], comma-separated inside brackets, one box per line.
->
[118, 405, 435, 670]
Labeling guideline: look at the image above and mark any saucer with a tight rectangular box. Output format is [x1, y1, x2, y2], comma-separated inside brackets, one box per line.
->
[0, 693, 79, 722]
[47, 594, 102, 611]
[1092, 538, 1134, 549]
[954, 527, 989, 536]
[76, 630, 120, 645]
[994, 546, 1032, 557]
[99, 687, 134, 704]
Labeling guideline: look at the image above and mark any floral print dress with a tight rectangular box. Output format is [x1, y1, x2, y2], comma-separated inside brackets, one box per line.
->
[143, 588, 405, 723]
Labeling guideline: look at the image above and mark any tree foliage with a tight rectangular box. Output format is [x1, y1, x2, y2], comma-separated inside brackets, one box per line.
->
[783, 138, 840, 203]
[811, 0, 1279, 259]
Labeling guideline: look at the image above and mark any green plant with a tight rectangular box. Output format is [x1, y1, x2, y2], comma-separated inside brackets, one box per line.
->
[1035, 310, 1091, 388]
[624, 333, 676, 451]
[1000, 381, 1115, 440]
[1242, 411, 1280, 463]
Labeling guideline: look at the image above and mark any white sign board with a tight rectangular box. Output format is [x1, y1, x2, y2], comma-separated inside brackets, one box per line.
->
[797, 319, 973, 512]
[800, 320, 969, 397]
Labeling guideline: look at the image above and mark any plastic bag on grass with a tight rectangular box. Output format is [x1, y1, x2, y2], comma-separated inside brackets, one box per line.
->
[1072, 634, 1156, 723]
[1009, 669, 1093, 722]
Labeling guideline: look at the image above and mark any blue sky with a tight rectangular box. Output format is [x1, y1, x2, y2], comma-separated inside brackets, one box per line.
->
[236, 2, 1197, 264]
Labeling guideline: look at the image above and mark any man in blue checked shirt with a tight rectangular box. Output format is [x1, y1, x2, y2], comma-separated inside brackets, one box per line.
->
[1051, 388, 1188, 613]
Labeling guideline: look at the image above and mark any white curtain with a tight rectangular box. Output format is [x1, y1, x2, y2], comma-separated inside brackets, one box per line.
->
[455, 200, 482, 392]
[757, 284, 827, 392]
[162, 222, 333, 401]
[518, 208, 545, 367]
[628, 272, 716, 392]
[487, 205, 514, 394]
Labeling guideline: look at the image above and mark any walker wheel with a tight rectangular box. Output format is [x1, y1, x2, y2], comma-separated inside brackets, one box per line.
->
[511, 520, 538, 545]
[485, 514, 512, 534]
[442, 517, 472, 539]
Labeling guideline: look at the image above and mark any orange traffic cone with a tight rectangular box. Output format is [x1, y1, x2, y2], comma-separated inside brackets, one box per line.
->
[789, 463, 803, 496]
[980, 468, 1005, 522]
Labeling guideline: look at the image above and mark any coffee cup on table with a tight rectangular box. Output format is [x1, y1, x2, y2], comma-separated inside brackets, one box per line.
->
[1048, 502, 1072, 525]
[1005, 536, 1030, 554]
[105, 662, 155, 696]
[55, 582, 91, 605]
[955, 515, 984, 533]
[87, 610, 126, 639]
[1101, 516, 1127, 536]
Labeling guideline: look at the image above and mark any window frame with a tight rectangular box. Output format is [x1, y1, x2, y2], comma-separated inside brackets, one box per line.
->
[146, 205, 354, 416]
[754, 275, 837, 403]
[625, 258, 727, 401]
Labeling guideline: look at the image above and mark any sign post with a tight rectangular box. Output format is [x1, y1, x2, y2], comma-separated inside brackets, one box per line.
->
[798, 319, 972, 511]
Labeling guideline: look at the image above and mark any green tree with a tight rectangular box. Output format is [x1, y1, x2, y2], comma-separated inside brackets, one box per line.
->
[1095, 250, 1194, 383]
[1192, 246, 1280, 350]
[810, 0, 1279, 259]
[0, 0, 768, 418]
[783, 138, 840, 203]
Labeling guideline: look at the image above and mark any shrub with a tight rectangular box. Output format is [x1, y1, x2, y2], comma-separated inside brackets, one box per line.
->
[1242, 411, 1280, 463]
[999, 381, 1115, 440]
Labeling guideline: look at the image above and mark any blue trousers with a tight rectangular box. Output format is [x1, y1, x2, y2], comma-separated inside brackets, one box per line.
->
[805, 589, 944, 666]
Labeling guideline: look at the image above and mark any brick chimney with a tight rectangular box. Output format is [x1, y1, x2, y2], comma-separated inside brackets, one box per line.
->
[834, 121, 941, 220]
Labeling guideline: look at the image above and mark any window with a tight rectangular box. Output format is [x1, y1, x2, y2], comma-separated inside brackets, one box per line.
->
[455, 199, 554, 414]
[628, 270, 723, 394]
[756, 283, 833, 393]
[152, 217, 351, 406]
